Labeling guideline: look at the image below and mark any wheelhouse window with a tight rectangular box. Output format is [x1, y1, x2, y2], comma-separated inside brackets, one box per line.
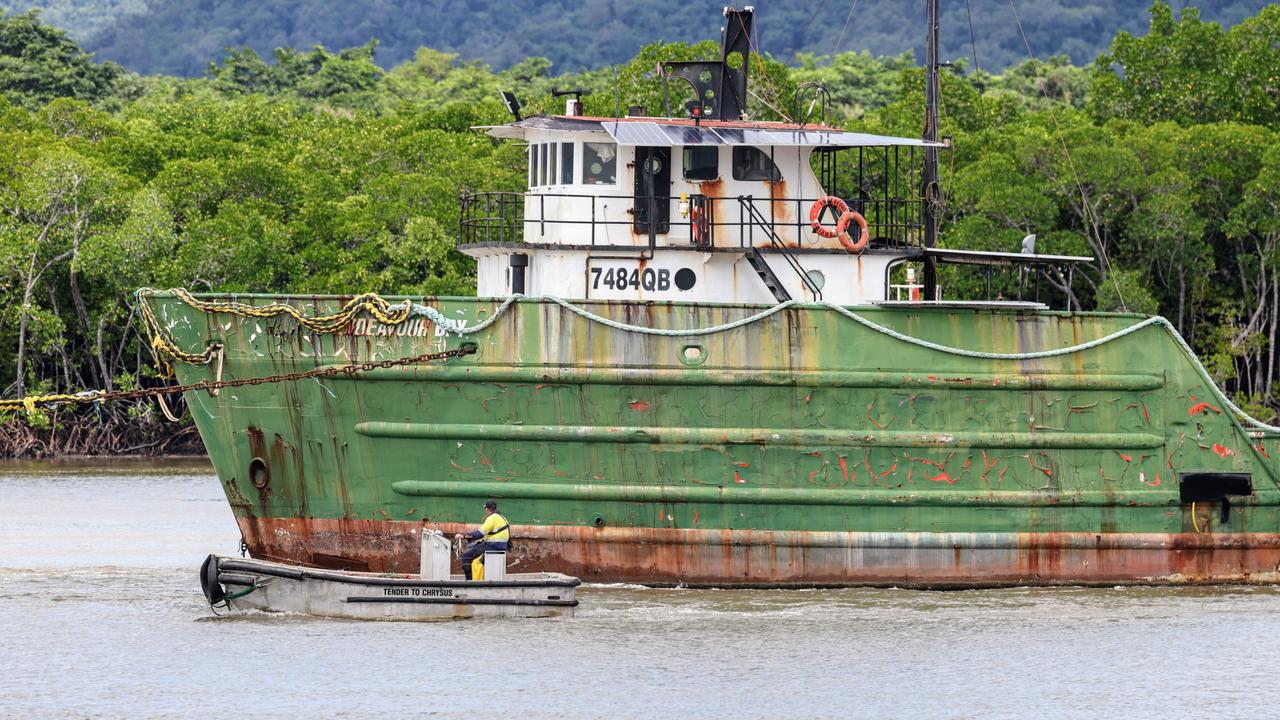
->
[539, 143, 549, 186]
[732, 146, 781, 181]
[561, 143, 575, 184]
[582, 142, 617, 185]
[683, 146, 719, 180]
[528, 145, 538, 187]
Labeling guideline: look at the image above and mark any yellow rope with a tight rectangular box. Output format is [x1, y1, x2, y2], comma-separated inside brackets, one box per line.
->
[135, 287, 420, 374]
[0, 392, 104, 413]
[2, 289, 428, 414]
[1191, 501, 1202, 534]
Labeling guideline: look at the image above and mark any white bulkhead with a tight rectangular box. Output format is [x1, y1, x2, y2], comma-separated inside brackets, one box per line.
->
[462, 116, 939, 305]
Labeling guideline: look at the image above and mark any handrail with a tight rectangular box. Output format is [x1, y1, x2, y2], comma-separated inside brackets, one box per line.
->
[737, 196, 823, 300]
[459, 190, 923, 251]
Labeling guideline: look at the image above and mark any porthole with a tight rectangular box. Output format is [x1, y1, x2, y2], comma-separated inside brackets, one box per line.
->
[249, 457, 270, 489]
[806, 269, 826, 290]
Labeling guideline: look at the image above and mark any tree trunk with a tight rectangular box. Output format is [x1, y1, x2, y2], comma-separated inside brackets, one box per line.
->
[1268, 270, 1278, 400]
[97, 316, 113, 391]
[1177, 269, 1186, 336]
[68, 267, 101, 388]
[15, 261, 34, 398]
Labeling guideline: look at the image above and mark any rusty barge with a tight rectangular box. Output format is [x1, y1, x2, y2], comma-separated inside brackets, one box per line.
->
[140, 5, 1280, 587]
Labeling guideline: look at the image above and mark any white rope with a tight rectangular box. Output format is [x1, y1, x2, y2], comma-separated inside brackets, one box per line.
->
[174, 291, 1280, 436]
[818, 302, 1166, 360]
[401, 295, 1280, 436]
[387, 294, 521, 335]
[546, 296, 801, 336]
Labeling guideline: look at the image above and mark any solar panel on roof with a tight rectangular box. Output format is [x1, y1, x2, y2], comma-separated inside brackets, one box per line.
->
[663, 125, 721, 145]
[711, 128, 745, 144]
[605, 122, 673, 146]
[599, 120, 943, 148]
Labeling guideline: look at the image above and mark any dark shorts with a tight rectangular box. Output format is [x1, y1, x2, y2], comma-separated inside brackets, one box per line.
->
[461, 540, 508, 562]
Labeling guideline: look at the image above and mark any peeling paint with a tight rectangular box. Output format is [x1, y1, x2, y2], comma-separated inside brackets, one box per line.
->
[147, 293, 1280, 587]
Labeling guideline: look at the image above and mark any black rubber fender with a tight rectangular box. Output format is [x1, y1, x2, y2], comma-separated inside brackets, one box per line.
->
[200, 554, 226, 604]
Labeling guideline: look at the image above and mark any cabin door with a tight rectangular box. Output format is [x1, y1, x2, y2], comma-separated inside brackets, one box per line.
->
[633, 146, 671, 234]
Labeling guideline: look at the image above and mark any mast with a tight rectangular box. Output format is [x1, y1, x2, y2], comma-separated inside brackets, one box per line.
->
[921, 0, 940, 300]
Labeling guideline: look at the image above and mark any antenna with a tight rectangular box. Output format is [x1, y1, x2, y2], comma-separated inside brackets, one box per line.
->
[612, 67, 621, 119]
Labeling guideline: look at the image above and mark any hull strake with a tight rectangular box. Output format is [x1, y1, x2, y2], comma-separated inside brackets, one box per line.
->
[144, 294, 1280, 586]
[238, 517, 1280, 587]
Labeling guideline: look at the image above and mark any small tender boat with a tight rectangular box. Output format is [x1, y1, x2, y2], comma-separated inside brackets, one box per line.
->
[199, 535, 580, 620]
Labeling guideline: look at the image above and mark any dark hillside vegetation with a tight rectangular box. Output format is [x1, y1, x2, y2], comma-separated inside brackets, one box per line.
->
[9, 0, 1275, 77]
[1, 2, 1279, 457]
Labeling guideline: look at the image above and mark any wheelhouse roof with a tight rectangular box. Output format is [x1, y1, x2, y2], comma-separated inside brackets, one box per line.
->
[478, 115, 944, 148]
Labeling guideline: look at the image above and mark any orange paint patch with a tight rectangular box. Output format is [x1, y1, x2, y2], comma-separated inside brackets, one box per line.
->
[928, 472, 956, 485]
[838, 456, 849, 482]
[733, 470, 747, 484]
[1119, 453, 1133, 463]
[628, 400, 652, 411]
[1212, 444, 1235, 458]
[1189, 402, 1221, 417]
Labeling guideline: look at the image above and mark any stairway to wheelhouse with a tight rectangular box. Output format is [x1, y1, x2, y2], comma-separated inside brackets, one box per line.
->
[744, 248, 792, 302]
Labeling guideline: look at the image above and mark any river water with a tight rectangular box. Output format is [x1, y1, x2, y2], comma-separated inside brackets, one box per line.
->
[2, 460, 1278, 719]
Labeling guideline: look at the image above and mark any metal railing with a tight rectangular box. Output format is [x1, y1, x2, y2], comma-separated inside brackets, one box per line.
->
[458, 190, 924, 250]
[738, 197, 823, 300]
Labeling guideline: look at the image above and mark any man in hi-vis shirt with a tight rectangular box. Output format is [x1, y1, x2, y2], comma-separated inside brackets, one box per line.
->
[455, 499, 510, 580]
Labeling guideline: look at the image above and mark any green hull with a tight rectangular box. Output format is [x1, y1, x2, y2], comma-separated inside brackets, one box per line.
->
[147, 293, 1280, 586]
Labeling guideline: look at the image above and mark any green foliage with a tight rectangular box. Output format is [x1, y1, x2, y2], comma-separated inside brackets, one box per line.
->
[2, 4, 1280, 426]
[208, 41, 384, 105]
[791, 51, 912, 122]
[0, 10, 125, 108]
[1091, 2, 1280, 128]
[1095, 270, 1160, 315]
[980, 56, 1090, 111]
[7, 0, 1272, 80]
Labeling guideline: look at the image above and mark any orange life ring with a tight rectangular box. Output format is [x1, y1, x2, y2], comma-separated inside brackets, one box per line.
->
[836, 210, 869, 253]
[809, 196, 850, 238]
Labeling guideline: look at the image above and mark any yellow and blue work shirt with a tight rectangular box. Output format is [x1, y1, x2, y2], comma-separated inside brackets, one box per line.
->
[478, 513, 510, 543]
